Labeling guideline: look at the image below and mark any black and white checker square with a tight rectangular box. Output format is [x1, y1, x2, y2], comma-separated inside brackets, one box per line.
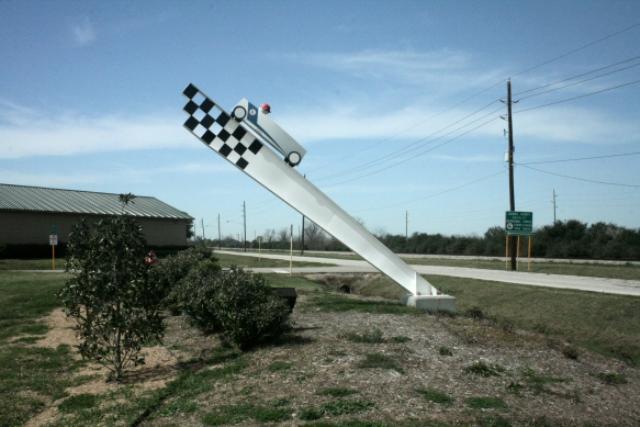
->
[182, 83, 263, 170]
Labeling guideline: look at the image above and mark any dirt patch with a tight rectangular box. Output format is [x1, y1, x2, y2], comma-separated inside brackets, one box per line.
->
[34, 308, 76, 350]
[24, 310, 186, 427]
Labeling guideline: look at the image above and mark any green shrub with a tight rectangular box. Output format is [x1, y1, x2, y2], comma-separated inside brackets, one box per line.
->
[59, 215, 165, 381]
[211, 267, 290, 350]
[170, 259, 222, 332]
[149, 246, 215, 313]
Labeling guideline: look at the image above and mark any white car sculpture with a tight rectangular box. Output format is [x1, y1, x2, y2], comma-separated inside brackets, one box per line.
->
[231, 98, 306, 167]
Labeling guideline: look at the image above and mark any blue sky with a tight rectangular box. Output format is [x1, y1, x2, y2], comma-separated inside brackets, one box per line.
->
[1, 0, 639, 239]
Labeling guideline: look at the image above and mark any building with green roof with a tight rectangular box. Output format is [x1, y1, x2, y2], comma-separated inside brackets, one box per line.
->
[0, 183, 193, 257]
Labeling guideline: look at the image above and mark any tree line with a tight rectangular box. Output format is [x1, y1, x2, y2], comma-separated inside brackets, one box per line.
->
[213, 219, 640, 261]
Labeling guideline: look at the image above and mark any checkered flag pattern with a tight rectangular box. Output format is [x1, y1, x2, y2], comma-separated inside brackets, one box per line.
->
[182, 83, 263, 170]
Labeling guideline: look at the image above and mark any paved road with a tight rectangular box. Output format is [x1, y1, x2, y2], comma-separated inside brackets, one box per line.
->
[216, 250, 640, 297]
[219, 247, 640, 266]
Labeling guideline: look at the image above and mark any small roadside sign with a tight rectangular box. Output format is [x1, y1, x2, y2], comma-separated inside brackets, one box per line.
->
[505, 211, 533, 236]
[49, 234, 58, 246]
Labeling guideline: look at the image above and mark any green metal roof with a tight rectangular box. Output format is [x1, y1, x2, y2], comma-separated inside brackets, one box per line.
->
[0, 183, 193, 220]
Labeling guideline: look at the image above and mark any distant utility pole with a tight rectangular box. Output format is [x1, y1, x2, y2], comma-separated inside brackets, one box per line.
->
[201, 218, 206, 241]
[217, 213, 221, 249]
[242, 201, 247, 252]
[552, 189, 558, 223]
[506, 79, 517, 271]
[405, 210, 409, 240]
[301, 174, 306, 255]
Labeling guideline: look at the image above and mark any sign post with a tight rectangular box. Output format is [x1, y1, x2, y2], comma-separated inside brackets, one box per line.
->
[505, 211, 533, 271]
[49, 234, 58, 270]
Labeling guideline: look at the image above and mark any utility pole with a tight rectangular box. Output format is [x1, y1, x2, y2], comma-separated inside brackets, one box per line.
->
[201, 218, 205, 241]
[405, 210, 409, 240]
[301, 174, 306, 255]
[242, 201, 247, 252]
[507, 79, 517, 271]
[552, 189, 558, 223]
[217, 213, 221, 249]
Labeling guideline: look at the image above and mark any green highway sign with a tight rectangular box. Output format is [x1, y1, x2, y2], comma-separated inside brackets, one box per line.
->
[505, 211, 533, 236]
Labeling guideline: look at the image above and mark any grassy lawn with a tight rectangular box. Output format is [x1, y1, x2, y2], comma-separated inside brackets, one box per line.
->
[0, 258, 64, 271]
[0, 271, 83, 426]
[405, 257, 640, 281]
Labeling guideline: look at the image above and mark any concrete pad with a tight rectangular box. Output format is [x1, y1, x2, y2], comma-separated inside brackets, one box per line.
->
[402, 294, 457, 314]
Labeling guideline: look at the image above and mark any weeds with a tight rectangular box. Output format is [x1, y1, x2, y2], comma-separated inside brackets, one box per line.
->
[561, 346, 579, 360]
[356, 353, 404, 374]
[465, 396, 507, 409]
[318, 387, 359, 397]
[521, 368, 567, 395]
[268, 360, 293, 372]
[597, 371, 627, 385]
[58, 393, 98, 413]
[321, 399, 375, 416]
[203, 403, 291, 425]
[438, 346, 453, 356]
[464, 361, 505, 377]
[415, 387, 453, 405]
[343, 328, 385, 344]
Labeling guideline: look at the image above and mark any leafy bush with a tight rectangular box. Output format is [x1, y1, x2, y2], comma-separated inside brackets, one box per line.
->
[149, 246, 216, 313]
[59, 216, 165, 381]
[211, 267, 290, 350]
[170, 259, 222, 332]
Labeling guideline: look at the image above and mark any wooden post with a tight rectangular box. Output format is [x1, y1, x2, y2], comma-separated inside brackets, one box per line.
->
[516, 235, 521, 271]
[51, 244, 56, 270]
[505, 235, 509, 271]
[289, 224, 293, 276]
[258, 236, 261, 262]
[528, 236, 532, 272]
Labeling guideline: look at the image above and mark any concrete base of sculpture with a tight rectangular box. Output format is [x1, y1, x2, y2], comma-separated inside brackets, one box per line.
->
[402, 294, 457, 314]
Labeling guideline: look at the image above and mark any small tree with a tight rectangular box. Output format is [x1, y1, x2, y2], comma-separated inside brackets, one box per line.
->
[59, 216, 165, 381]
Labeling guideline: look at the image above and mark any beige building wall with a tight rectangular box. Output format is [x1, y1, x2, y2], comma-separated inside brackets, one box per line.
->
[0, 211, 190, 246]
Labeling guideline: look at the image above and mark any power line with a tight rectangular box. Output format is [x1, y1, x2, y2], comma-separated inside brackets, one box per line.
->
[516, 54, 640, 97]
[304, 88, 502, 175]
[515, 77, 640, 114]
[512, 22, 640, 77]
[519, 164, 640, 188]
[518, 60, 640, 101]
[521, 151, 640, 165]
[313, 98, 502, 182]
[322, 115, 501, 187]
[353, 169, 505, 213]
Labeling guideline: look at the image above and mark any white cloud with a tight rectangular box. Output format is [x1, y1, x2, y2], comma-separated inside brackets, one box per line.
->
[279, 101, 639, 146]
[72, 17, 96, 46]
[284, 48, 506, 88]
[514, 106, 639, 144]
[0, 103, 196, 159]
[0, 162, 230, 188]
